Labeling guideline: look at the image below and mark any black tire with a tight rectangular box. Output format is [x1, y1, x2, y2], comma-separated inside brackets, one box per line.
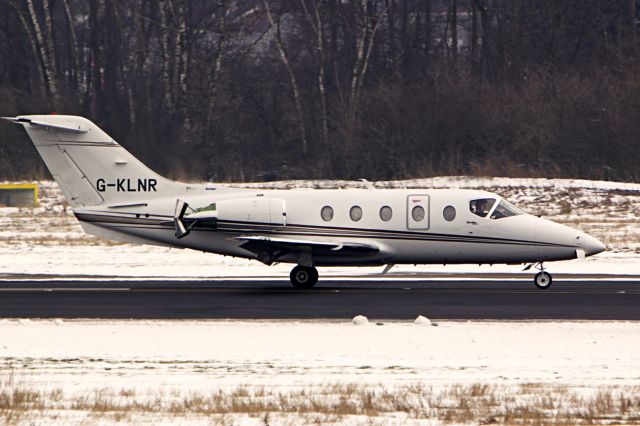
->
[290, 265, 318, 289]
[534, 271, 552, 289]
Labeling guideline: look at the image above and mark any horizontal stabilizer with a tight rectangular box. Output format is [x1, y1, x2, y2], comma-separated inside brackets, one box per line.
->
[1, 116, 88, 133]
[174, 200, 191, 239]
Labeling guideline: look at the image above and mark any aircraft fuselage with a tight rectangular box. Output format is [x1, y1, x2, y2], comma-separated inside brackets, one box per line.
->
[74, 187, 604, 267]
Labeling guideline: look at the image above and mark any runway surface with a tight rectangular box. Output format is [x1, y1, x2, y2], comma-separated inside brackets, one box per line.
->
[0, 277, 639, 319]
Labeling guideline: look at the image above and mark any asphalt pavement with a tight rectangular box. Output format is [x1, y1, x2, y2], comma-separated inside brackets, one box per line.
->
[0, 278, 638, 320]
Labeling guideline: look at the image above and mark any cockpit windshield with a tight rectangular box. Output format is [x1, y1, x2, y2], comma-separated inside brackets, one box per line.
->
[469, 198, 496, 218]
[470, 198, 524, 219]
[490, 199, 524, 219]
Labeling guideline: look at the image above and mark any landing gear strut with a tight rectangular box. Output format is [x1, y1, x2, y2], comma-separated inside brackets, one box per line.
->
[532, 263, 552, 289]
[290, 265, 318, 289]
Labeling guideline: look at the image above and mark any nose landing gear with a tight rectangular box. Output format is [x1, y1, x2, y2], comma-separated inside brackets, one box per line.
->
[526, 262, 552, 289]
[290, 265, 319, 288]
[525, 262, 553, 289]
[534, 270, 552, 289]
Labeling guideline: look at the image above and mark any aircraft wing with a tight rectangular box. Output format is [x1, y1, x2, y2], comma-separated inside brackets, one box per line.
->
[234, 235, 379, 262]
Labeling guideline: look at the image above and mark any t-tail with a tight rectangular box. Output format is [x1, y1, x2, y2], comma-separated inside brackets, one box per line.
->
[2, 115, 179, 207]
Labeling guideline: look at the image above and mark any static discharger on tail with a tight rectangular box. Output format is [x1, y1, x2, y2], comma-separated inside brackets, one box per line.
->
[2, 115, 606, 289]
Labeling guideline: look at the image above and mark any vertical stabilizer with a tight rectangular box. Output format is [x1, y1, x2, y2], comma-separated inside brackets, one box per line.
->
[3, 115, 178, 207]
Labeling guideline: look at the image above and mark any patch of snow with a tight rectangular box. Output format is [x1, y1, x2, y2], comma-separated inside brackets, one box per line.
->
[414, 315, 431, 326]
[0, 207, 20, 214]
[0, 320, 639, 396]
[352, 315, 369, 325]
[230, 176, 640, 192]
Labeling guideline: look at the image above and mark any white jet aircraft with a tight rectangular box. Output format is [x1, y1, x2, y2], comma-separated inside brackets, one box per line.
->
[3, 115, 605, 289]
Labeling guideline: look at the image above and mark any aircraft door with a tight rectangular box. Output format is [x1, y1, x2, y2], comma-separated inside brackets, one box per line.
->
[407, 195, 430, 229]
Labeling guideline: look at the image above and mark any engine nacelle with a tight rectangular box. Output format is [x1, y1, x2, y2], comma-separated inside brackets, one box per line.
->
[174, 197, 286, 239]
[216, 197, 286, 226]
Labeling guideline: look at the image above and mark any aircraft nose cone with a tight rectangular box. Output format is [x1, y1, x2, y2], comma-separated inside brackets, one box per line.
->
[580, 233, 606, 256]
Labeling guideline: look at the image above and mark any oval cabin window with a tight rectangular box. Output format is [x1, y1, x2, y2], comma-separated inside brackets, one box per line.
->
[443, 205, 456, 222]
[411, 205, 425, 222]
[321, 206, 334, 222]
[349, 206, 363, 222]
[379, 206, 393, 222]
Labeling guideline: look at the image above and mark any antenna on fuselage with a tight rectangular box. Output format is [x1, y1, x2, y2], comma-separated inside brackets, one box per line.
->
[358, 179, 376, 190]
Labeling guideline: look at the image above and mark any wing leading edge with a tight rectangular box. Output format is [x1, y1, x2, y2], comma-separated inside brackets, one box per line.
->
[1, 116, 88, 133]
[234, 235, 379, 265]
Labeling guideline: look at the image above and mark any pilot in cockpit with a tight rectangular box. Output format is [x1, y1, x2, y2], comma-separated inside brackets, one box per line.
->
[476, 199, 489, 216]
[470, 198, 495, 217]
[470, 198, 524, 219]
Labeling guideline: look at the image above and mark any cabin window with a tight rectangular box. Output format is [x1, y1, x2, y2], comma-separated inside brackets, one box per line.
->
[350, 205, 363, 221]
[443, 205, 456, 221]
[490, 200, 524, 220]
[379, 206, 393, 221]
[411, 205, 425, 222]
[469, 198, 496, 218]
[321, 206, 334, 221]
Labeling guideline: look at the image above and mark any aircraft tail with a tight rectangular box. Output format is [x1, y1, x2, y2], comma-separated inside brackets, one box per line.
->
[2, 115, 179, 207]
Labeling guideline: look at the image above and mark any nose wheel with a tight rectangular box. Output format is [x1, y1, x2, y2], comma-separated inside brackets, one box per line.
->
[533, 269, 552, 289]
[290, 265, 319, 288]
[526, 262, 553, 289]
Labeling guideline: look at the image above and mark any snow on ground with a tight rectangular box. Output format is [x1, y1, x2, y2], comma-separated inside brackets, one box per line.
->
[1, 244, 639, 279]
[1, 178, 640, 423]
[1, 319, 639, 424]
[0, 178, 638, 279]
[4, 320, 639, 390]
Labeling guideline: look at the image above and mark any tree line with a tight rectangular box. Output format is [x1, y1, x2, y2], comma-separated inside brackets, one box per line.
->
[0, 0, 639, 182]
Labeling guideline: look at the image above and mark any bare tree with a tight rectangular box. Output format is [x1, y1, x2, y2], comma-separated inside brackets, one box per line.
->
[1, 0, 640, 182]
[61, 0, 82, 92]
[348, 0, 387, 123]
[263, 0, 309, 153]
[300, 0, 329, 148]
[470, 0, 478, 64]
[41, 0, 57, 79]
[451, 0, 458, 58]
[4, 0, 46, 96]
[628, 0, 637, 55]
[26, 0, 58, 106]
[474, 0, 492, 80]
[206, 0, 229, 122]
[159, 0, 173, 110]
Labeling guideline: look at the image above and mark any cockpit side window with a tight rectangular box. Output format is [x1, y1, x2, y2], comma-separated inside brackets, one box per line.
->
[490, 199, 524, 220]
[469, 198, 496, 218]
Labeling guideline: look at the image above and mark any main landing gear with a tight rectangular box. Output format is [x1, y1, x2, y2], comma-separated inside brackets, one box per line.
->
[290, 265, 318, 289]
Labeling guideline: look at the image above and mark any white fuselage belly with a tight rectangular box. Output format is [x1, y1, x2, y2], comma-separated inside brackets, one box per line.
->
[74, 188, 592, 266]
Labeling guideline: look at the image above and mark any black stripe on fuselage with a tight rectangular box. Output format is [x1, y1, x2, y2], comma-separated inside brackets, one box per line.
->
[215, 220, 572, 248]
[57, 141, 118, 146]
[74, 212, 576, 249]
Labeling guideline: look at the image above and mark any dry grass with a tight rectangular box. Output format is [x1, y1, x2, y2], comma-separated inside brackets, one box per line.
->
[2, 374, 640, 425]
